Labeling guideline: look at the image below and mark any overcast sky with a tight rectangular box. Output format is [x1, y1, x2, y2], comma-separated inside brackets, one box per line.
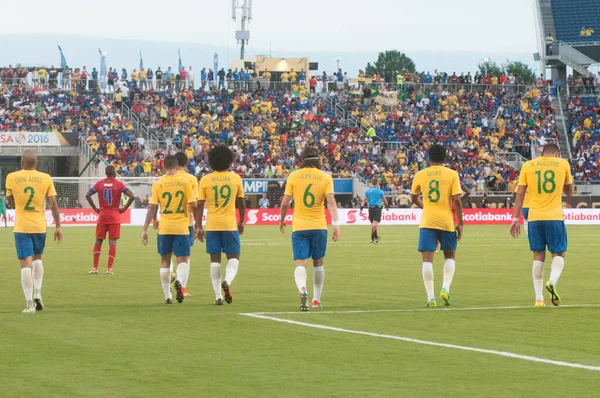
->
[2, 0, 538, 54]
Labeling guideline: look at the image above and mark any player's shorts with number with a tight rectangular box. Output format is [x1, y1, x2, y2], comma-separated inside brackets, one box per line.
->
[14, 233, 46, 259]
[528, 220, 567, 253]
[188, 226, 195, 247]
[96, 223, 121, 240]
[521, 208, 529, 220]
[205, 231, 240, 255]
[292, 230, 327, 260]
[368, 207, 382, 223]
[418, 228, 457, 252]
[157, 234, 191, 257]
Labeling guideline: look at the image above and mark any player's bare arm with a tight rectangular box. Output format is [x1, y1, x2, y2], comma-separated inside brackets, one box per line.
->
[411, 194, 424, 209]
[195, 200, 205, 241]
[360, 196, 367, 212]
[120, 189, 135, 213]
[460, 184, 471, 201]
[6, 194, 14, 209]
[237, 197, 246, 235]
[510, 185, 527, 238]
[48, 195, 62, 243]
[453, 194, 464, 241]
[382, 197, 390, 210]
[279, 195, 292, 233]
[142, 204, 158, 246]
[563, 183, 574, 197]
[325, 193, 340, 241]
[85, 190, 100, 213]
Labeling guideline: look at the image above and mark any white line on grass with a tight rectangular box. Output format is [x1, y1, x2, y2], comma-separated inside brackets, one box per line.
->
[241, 312, 600, 372]
[247, 303, 600, 316]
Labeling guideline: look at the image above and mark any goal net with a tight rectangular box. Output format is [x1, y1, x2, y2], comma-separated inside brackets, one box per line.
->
[52, 177, 159, 209]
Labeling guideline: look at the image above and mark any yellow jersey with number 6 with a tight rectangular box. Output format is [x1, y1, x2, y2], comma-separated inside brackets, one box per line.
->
[284, 168, 334, 232]
[411, 165, 462, 232]
[518, 157, 572, 221]
[150, 174, 195, 235]
[5, 169, 57, 234]
[198, 171, 244, 232]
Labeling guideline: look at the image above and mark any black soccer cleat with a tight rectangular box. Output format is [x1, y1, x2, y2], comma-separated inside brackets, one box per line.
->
[299, 290, 309, 312]
[213, 298, 224, 305]
[374, 236, 380, 245]
[174, 280, 184, 304]
[221, 281, 233, 304]
[34, 298, 44, 311]
[165, 298, 172, 304]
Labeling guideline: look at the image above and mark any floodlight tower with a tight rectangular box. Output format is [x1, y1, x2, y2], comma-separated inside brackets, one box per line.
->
[232, 0, 252, 60]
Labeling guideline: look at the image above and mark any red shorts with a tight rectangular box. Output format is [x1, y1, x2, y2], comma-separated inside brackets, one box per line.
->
[96, 223, 121, 240]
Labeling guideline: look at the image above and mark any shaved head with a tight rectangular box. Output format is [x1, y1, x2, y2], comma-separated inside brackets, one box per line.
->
[21, 150, 38, 169]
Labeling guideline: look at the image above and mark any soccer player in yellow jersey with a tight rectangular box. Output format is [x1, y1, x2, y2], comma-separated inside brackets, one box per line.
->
[175, 152, 198, 297]
[411, 145, 463, 308]
[196, 146, 245, 305]
[142, 155, 197, 304]
[5, 150, 62, 314]
[279, 146, 340, 311]
[511, 144, 574, 307]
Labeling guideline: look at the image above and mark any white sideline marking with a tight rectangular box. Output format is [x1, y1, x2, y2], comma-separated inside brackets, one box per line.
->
[248, 303, 600, 316]
[241, 312, 600, 372]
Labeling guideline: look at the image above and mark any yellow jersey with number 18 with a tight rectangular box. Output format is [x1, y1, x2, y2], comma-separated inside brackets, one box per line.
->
[150, 174, 195, 235]
[5, 169, 57, 234]
[284, 168, 334, 232]
[518, 157, 573, 221]
[177, 170, 199, 227]
[198, 171, 245, 232]
[411, 165, 462, 232]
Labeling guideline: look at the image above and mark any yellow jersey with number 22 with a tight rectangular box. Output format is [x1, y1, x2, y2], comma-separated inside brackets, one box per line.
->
[411, 165, 462, 232]
[284, 168, 334, 232]
[150, 174, 195, 235]
[177, 170, 199, 226]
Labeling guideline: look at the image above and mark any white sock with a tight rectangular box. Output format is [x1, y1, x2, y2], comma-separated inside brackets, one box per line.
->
[442, 259, 455, 291]
[176, 262, 190, 286]
[32, 260, 44, 299]
[160, 268, 172, 300]
[21, 268, 34, 308]
[524, 219, 529, 235]
[294, 266, 307, 292]
[549, 256, 565, 285]
[225, 258, 239, 285]
[169, 260, 174, 273]
[183, 257, 191, 287]
[313, 266, 325, 302]
[532, 260, 544, 301]
[422, 262, 435, 301]
[210, 263, 222, 300]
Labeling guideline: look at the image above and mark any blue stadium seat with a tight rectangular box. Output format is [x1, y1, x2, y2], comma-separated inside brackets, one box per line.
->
[552, 0, 600, 44]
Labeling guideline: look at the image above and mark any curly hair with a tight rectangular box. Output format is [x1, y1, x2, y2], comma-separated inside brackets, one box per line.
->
[208, 145, 234, 172]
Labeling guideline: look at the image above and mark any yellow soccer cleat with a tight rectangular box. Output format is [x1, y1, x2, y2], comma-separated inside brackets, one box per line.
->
[545, 281, 561, 306]
[440, 289, 452, 306]
[427, 299, 437, 308]
[535, 300, 546, 308]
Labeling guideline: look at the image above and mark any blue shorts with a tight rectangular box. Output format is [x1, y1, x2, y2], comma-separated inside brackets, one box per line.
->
[14, 233, 46, 259]
[188, 226, 195, 247]
[528, 220, 567, 254]
[206, 231, 240, 255]
[292, 230, 327, 260]
[418, 228, 457, 252]
[157, 234, 191, 257]
[522, 208, 529, 220]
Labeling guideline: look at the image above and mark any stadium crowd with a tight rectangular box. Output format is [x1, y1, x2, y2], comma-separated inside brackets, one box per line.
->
[567, 95, 600, 181]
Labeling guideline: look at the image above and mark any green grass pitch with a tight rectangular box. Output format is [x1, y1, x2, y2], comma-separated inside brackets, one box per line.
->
[1, 225, 599, 397]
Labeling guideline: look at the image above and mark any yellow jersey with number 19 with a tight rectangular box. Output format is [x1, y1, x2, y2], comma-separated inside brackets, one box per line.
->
[411, 165, 462, 232]
[177, 170, 199, 227]
[284, 168, 334, 232]
[518, 157, 573, 221]
[5, 169, 57, 234]
[150, 174, 195, 235]
[198, 171, 245, 232]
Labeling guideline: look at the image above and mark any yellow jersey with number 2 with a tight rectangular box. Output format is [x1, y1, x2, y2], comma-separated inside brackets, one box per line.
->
[177, 170, 199, 227]
[518, 157, 572, 221]
[284, 168, 334, 232]
[198, 171, 245, 232]
[411, 165, 462, 232]
[5, 169, 57, 234]
[150, 174, 195, 235]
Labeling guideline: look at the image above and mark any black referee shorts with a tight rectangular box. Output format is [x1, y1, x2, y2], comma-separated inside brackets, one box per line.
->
[368, 206, 382, 223]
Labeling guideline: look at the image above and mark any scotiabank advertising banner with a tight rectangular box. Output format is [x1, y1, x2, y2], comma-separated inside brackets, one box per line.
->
[2, 208, 600, 227]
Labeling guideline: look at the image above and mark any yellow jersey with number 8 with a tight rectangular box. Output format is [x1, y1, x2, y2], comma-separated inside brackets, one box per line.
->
[284, 168, 334, 232]
[198, 171, 244, 232]
[411, 165, 462, 232]
[150, 174, 195, 235]
[5, 169, 57, 234]
[517, 157, 572, 221]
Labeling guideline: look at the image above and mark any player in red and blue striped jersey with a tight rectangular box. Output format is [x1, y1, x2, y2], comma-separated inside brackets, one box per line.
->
[85, 166, 135, 274]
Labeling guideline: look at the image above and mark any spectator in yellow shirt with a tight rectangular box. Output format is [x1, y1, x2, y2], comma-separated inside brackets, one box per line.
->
[281, 71, 289, 83]
[289, 69, 297, 83]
